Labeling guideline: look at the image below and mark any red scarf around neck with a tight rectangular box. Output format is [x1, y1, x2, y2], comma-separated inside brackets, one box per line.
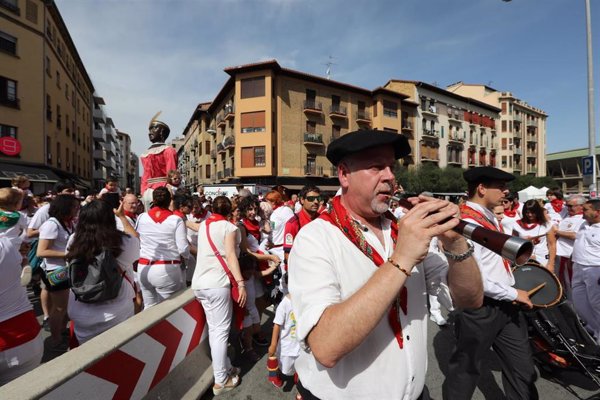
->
[460, 204, 511, 274]
[504, 201, 519, 218]
[124, 210, 137, 222]
[193, 209, 208, 220]
[550, 199, 564, 213]
[242, 218, 261, 241]
[319, 196, 407, 349]
[207, 213, 227, 223]
[173, 210, 185, 219]
[148, 207, 172, 224]
[516, 219, 538, 230]
[297, 208, 315, 227]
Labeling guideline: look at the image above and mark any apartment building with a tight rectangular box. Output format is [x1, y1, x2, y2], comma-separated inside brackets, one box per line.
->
[384, 80, 500, 169]
[129, 152, 140, 194]
[117, 130, 135, 190]
[447, 82, 548, 176]
[0, 0, 95, 192]
[91, 95, 120, 190]
[181, 60, 416, 191]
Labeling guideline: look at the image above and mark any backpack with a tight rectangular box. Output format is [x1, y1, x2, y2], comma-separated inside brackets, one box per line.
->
[68, 249, 124, 303]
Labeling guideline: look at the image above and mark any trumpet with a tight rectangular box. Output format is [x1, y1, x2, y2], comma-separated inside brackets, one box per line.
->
[390, 194, 533, 265]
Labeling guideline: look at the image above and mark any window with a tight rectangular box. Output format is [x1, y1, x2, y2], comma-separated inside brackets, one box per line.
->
[501, 120, 507, 132]
[501, 138, 507, 150]
[56, 105, 61, 128]
[241, 146, 266, 167]
[0, 123, 17, 138]
[306, 89, 316, 100]
[383, 101, 398, 118]
[56, 142, 61, 167]
[240, 111, 265, 133]
[205, 164, 211, 179]
[46, 56, 51, 76]
[0, 0, 19, 14]
[46, 94, 52, 120]
[0, 31, 17, 55]
[241, 76, 265, 99]
[306, 120, 316, 133]
[26, 0, 38, 23]
[332, 125, 341, 140]
[0, 76, 17, 107]
[56, 71, 61, 88]
[501, 155, 507, 168]
[205, 140, 210, 154]
[65, 83, 69, 100]
[501, 102, 507, 115]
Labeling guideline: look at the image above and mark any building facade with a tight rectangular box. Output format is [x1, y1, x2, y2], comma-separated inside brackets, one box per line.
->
[117, 130, 132, 190]
[92, 95, 120, 190]
[447, 82, 548, 176]
[0, 0, 95, 192]
[547, 146, 600, 194]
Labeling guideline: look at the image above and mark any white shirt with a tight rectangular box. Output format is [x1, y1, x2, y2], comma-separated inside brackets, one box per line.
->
[271, 206, 295, 246]
[192, 219, 241, 290]
[28, 203, 50, 231]
[186, 211, 211, 246]
[67, 234, 140, 344]
[463, 201, 517, 301]
[136, 213, 190, 262]
[0, 238, 32, 323]
[289, 217, 447, 400]
[544, 202, 568, 226]
[572, 222, 600, 266]
[556, 214, 584, 258]
[273, 295, 300, 357]
[512, 221, 552, 265]
[0, 211, 28, 245]
[500, 214, 518, 234]
[38, 217, 71, 271]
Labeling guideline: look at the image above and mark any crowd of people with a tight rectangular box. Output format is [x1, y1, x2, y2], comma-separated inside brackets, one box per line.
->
[1, 129, 599, 399]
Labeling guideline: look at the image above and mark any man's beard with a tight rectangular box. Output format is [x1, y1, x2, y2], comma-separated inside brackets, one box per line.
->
[371, 198, 390, 214]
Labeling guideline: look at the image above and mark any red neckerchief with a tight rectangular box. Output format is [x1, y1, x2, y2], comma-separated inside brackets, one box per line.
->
[298, 208, 315, 227]
[193, 209, 208, 220]
[550, 199, 564, 213]
[243, 218, 261, 241]
[208, 214, 227, 223]
[173, 210, 185, 220]
[124, 210, 137, 222]
[148, 207, 172, 223]
[319, 196, 406, 349]
[504, 202, 519, 218]
[516, 219, 538, 230]
[460, 204, 511, 274]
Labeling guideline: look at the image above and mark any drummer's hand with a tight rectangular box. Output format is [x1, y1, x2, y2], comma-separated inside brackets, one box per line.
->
[394, 196, 461, 267]
[515, 289, 533, 309]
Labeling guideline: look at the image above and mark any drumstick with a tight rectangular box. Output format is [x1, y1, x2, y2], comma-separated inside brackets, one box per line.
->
[527, 282, 546, 297]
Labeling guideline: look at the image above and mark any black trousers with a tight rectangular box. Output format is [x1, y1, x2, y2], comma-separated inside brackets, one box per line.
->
[297, 380, 431, 400]
[442, 298, 539, 400]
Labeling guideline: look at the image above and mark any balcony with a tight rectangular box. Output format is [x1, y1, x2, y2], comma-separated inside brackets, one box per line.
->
[223, 135, 235, 149]
[304, 165, 323, 176]
[217, 143, 225, 153]
[329, 166, 338, 177]
[421, 106, 438, 117]
[448, 133, 465, 144]
[0, 97, 20, 109]
[421, 155, 439, 163]
[356, 110, 371, 124]
[224, 105, 235, 121]
[102, 141, 116, 155]
[303, 132, 324, 145]
[224, 168, 233, 178]
[93, 149, 104, 160]
[513, 148, 523, 155]
[92, 169, 104, 180]
[210, 149, 217, 159]
[528, 167, 538, 174]
[217, 171, 224, 180]
[216, 113, 225, 127]
[514, 164, 522, 171]
[527, 150, 537, 158]
[513, 132, 522, 140]
[329, 104, 347, 118]
[526, 135, 537, 143]
[303, 100, 323, 114]
[447, 159, 463, 166]
[513, 115, 522, 123]
[422, 129, 439, 139]
[93, 128, 106, 142]
[401, 120, 413, 131]
[527, 119, 538, 127]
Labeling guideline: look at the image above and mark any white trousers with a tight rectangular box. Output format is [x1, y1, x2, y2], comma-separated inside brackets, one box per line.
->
[0, 331, 43, 386]
[195, 287, 233, 385]
[138, 264, 184, 309]
[572, 263, 600, 343]
[243, 277, 259, 328]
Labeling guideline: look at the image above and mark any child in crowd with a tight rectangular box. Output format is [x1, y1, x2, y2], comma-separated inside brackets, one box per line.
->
[238, 253, 263, 362]
[0, 188, 32, 285]
[166, 170, 182, 195]
[267, 274, 300, 395]
[98, 177, 121, 197]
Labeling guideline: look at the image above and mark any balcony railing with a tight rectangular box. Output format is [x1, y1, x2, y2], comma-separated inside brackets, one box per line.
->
[527, 150, 537, 158]
[422, 129, 439, 138]
[224, 105, 235, 120]
[513, 115, 522, 123]
[224, 168, 233, 178]
[527, 119, 538, 127]
[526, 135, 537, 143]
[216, 113, 225, 127]
[448, 133, 465, 143]
[329, 104, 347, 117]
[304, 165, 323, 176]
[448, 112, 462, 122]
[303, 100, 323, 113]
[528, 167, 538, 174]
[217, 171, 224, 180]
[303, 132, 324, 145]
[357, 110, 371, 122]
[513, 148, 522, 155]
[447, 159, 463, 165]
[514, 163, 522, 171]
[223, 135, 235, 149]
[210, 149, 216, 159]
[217, 143, 225, 153]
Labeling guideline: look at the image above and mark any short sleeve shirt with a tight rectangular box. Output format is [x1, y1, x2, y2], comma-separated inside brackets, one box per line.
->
[38, 217, 71, 271]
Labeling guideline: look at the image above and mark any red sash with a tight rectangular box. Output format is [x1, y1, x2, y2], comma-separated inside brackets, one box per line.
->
[460, 204, 511, 273]
[319, 196, 407, 349]
[242, 218, 261, 241]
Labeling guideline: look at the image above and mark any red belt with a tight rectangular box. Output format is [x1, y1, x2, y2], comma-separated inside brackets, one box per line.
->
[271, 244, 284, 248]
[138, 258, 181, 266]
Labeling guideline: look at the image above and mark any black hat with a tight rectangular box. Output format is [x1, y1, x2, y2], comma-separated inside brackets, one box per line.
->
[463, 166, 515, 184]
[326, 129, 411, 166]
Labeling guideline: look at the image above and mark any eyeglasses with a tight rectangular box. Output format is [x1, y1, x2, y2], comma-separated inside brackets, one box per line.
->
[305, 196, 322, 202]
[566, 204, 579, 208]
[501, 200, 510, 204]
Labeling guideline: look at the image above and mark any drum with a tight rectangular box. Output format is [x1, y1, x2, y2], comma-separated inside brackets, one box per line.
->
[512, 261, 563, 308]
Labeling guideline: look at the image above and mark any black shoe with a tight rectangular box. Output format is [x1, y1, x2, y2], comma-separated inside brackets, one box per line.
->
[42, 318, 50, 332]
[252, 334, 269, 347]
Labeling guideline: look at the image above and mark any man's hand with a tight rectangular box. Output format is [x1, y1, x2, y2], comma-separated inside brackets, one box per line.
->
[514, 289, 533, 309]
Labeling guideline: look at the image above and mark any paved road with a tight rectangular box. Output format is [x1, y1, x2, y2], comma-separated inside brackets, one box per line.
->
[200, 309, 600, 400]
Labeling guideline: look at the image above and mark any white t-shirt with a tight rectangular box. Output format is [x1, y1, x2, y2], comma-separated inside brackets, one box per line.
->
[500, 214, 518, 234]
[0, 211, 28, 244]
[273, 295, 300, 357]
[28, 203, 50, 231]
[544, 202, 568, 226]
[512, 221, 552, 265]
[288, 216, 446, 399]
[556, 215, 584, 258]
[572, 222, 600, 266]
[192, 220, 241, 290]
[270, 206, 294, 262]
[67, 234, 140, 344]
[38, 217, 71, 271]
[136, 213, 190, 262]
[0, 238, 32, 323]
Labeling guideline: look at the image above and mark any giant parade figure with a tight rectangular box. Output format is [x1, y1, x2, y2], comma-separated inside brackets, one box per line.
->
[140, 112, 178, 210]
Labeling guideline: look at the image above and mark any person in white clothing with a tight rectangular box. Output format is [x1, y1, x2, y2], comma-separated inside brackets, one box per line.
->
[265, 190, 294, 295]
[512, 199, 557, 270]
[289, 129, 483, 400]
[0, 188, 28, 244]
[0, 238, 43, 386]
[544, 188, 568, 226]
[555, 194, 586, 299]
[192, 196, 246, 396]
[66, 200, 140, 345]
[571, 199, 600, 344]
[136, 187, 190, 308]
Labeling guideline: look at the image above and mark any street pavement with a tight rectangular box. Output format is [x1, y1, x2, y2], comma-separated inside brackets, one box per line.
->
[200, 308, 600, 400]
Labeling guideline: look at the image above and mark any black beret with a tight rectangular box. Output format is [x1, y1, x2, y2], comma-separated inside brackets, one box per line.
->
[326, 129, 411, 165]
[463, 166, 515, 183]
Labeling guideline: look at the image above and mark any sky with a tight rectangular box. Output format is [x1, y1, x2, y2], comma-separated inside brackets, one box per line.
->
[55, 0, 599, 159]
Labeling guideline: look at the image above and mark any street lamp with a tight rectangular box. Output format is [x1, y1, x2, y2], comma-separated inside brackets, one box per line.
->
[585, 0, 597, 197]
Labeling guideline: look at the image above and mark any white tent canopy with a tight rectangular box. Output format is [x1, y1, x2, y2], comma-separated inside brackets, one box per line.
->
[518, 186, 547, 202]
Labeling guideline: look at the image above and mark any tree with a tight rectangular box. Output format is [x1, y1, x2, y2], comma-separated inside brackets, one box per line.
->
[508, 174, 558, 193]
[395, 164, 467, 194]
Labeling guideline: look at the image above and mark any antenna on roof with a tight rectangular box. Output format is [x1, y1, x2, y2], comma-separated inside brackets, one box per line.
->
[323, 55, 336, 80]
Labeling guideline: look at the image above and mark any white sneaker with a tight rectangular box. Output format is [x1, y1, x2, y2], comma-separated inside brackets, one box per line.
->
[430, 314, 447, 326]
[20, 265, 32, 287]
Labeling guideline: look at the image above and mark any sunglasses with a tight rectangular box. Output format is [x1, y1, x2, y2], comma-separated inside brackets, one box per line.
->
[305, 196, 322, 202]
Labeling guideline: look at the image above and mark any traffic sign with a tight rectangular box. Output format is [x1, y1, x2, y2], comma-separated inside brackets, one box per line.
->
[582, 155, 594, 185]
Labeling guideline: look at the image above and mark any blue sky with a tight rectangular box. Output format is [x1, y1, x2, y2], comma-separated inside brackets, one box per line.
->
[55, 0, 598, 159]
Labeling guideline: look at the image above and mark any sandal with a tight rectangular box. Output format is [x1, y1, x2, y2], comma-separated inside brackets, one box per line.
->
[229, 366, 241, 377]
[213, 374, 240, 396]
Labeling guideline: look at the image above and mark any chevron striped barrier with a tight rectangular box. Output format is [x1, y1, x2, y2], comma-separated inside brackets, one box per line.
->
[2, 289, 212, 400]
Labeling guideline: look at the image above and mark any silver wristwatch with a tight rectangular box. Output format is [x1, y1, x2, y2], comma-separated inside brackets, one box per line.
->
[443, 241, 475, 261]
